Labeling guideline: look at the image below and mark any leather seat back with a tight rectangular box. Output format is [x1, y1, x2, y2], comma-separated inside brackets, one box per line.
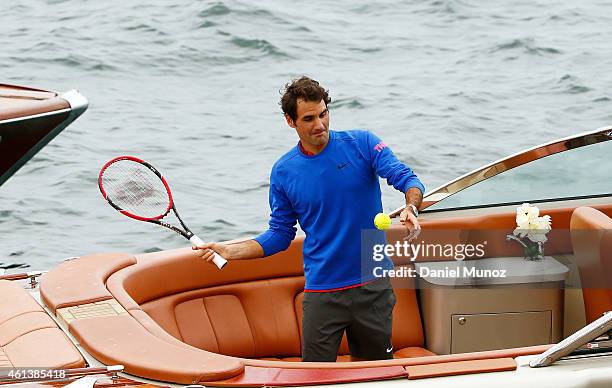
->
[104, 238, 427, 359]
[140, 277, 304, 358]
[140, 273, 425, 359]
[570, 206, 612, 323]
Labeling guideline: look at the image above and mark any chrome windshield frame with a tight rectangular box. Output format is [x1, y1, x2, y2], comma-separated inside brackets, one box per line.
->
[390, 126, 612, 217]
[529, 311, 612, 367]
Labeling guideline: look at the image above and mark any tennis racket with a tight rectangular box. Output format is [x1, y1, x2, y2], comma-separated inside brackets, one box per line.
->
[98, 156, 227, 269]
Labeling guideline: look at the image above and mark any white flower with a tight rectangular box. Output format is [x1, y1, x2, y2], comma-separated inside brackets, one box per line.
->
[537, 215, 552, 230]
[516, 214, 530, 229]
[517, 203, 539, 222]
[513, 205, 551, 242]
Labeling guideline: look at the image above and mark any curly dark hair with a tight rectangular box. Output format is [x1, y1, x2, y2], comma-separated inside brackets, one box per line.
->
[280, 76, 331, 122]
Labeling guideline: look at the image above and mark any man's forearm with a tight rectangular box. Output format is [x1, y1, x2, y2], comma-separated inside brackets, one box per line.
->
[405, 187, 423, 210]
[223, 239, 265, 260]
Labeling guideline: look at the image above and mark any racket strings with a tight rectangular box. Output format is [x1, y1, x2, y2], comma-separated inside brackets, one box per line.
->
[100, 160, 170, 219]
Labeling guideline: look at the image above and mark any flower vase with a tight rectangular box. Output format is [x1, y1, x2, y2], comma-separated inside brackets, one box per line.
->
[523, 240, 544, 261]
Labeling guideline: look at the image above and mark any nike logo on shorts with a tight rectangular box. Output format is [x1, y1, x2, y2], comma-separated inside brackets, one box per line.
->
[386, 347, 393, 353]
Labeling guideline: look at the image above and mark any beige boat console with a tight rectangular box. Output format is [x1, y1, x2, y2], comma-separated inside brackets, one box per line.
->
[416, 256, 569, 355]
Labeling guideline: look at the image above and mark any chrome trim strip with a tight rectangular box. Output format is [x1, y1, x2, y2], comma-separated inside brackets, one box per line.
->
[0, 90, 88, 126]
[419, 196, 612, 222]
[421, 193, 612, 214]
[0, 108, 72, 125]
[390, 126, 612, 217]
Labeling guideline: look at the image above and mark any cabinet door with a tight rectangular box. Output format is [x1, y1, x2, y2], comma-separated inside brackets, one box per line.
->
[451, 311, 551, 354]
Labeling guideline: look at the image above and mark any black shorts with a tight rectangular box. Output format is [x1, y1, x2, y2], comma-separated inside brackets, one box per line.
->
[301, 277, 396, 362]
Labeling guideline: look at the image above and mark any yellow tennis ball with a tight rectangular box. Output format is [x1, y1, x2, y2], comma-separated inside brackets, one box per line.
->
[374, 213, 392, 230]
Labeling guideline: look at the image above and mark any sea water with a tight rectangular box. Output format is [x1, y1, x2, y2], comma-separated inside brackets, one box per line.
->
[1, 0, 611, 270]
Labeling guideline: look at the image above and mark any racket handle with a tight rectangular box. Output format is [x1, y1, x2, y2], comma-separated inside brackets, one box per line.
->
[189, 236, 228, 270]
[212, 252, 228, 269]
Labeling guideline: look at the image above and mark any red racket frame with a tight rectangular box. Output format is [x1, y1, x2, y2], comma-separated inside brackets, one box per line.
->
[98, 155, 174, 222]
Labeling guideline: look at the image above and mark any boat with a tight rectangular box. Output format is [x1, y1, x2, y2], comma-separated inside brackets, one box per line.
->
[0, 84, 87, 187]
[1, 83, 611, 387]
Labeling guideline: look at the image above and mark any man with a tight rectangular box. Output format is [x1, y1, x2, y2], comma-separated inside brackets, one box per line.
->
[194, 76, 424, 362]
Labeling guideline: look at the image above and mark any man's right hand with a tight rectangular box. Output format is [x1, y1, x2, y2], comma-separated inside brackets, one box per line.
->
[192, 242, 231, 263]
[192, 239, 265, 262]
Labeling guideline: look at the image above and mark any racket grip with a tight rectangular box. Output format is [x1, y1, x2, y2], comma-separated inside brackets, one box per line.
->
[212, 252, 228, 269]
[189, 236, 228, 270]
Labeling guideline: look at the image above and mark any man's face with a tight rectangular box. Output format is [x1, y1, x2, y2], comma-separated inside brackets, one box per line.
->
[285, 99, 330, 151]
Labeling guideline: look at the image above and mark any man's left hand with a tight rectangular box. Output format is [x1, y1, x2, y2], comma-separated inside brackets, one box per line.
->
[399, 207, 421, 241]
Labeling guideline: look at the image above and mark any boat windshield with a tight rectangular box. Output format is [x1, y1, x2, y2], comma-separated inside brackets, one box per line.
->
[423, 129, 611, 212]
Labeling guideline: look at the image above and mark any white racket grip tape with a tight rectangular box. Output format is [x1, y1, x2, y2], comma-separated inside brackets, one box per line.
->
[189, 235, 228, 269]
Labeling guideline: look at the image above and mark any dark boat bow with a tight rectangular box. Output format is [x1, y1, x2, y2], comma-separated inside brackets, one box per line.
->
[0, 84, 88, 188]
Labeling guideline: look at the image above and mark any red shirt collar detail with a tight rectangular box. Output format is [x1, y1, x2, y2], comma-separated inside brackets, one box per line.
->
[298, 142, 315, 156]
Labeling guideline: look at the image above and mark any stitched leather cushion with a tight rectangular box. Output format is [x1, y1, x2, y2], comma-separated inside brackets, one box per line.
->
[0, 280, 85, 368]
[140, 271, 429, 359]
[571, 206, 612, 323]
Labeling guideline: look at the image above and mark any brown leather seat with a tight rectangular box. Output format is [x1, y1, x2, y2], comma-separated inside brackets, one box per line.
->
[96, 243, 433, 362]
[136, 269, 432, 361]
[139, 276, 304, 358]
[0, 280, 84, 369]
[570, 207, 612, 323]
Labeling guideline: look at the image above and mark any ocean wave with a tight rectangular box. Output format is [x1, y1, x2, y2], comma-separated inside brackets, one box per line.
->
[197, 1, 292, 27]
[9, 54, 118, 72]
[151, 46, 255, 69]
[593, 96, 610, 102]
[234, 182, 270, 194]
[220, 134, 248, 140]
[124, 23, 168, 36]
[0, 210, 14, 218]
[557, 74, 591, 94]
[198, 2, 232, 18]
[491, 38, 562, 55]
[229, 36, 290, 58]
[197, 20, 217, 29]
[330, 98, 365, 109]
[348, 47, 383, 53]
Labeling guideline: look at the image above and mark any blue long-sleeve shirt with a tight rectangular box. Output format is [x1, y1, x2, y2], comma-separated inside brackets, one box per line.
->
[254, 129, 424, 290]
